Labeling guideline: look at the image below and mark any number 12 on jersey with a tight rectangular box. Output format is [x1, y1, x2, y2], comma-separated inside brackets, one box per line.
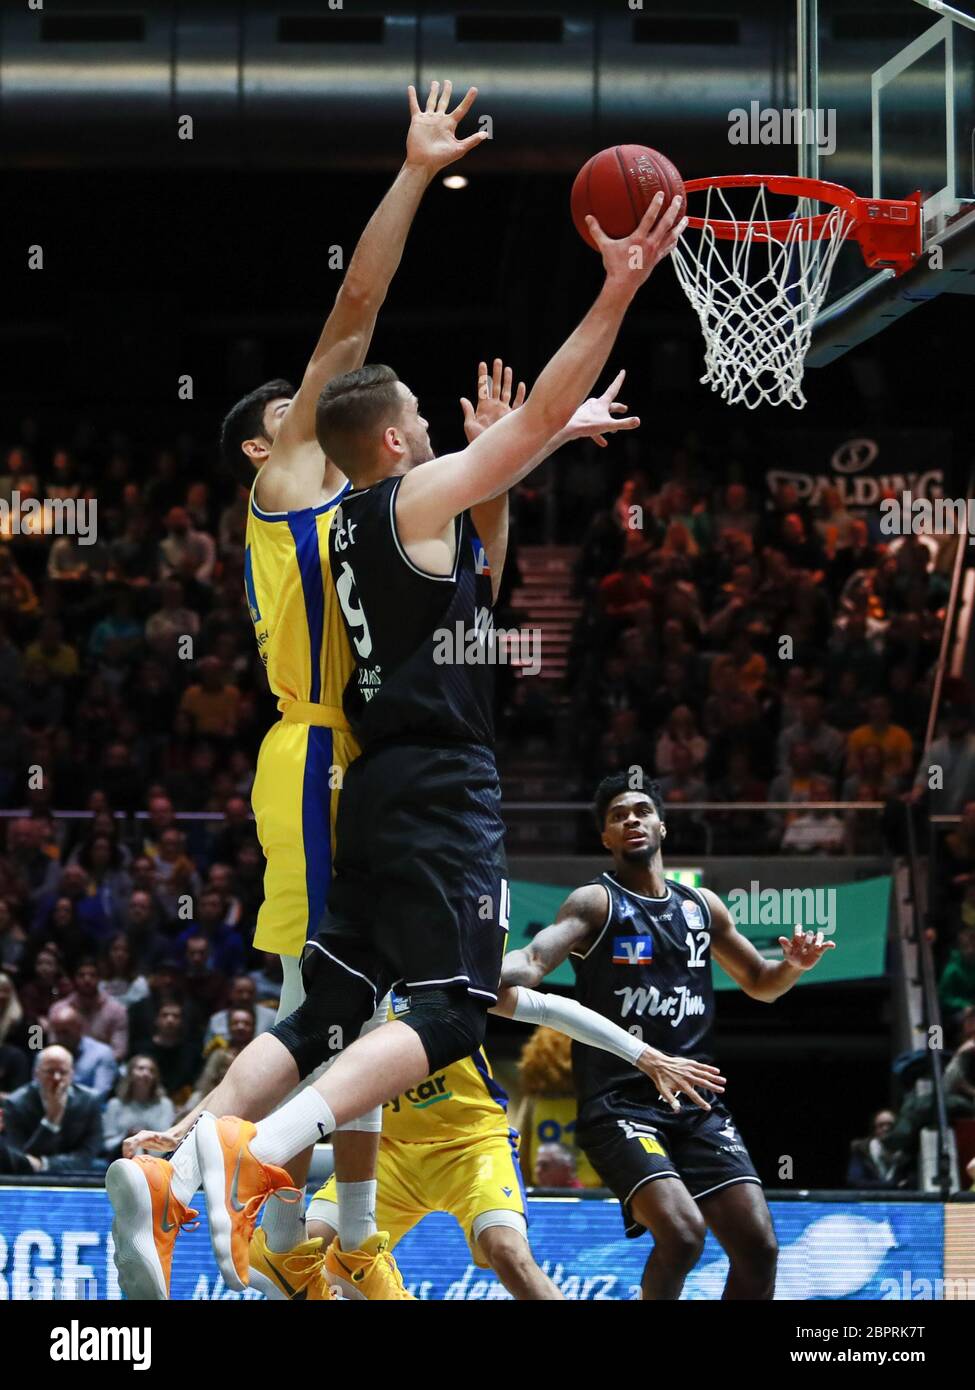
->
[685, 930, 709, 968]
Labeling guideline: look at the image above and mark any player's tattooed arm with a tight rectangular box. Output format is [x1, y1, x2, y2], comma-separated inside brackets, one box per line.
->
[498, 884, 610, 988]
[704, 889, 836, 1003]
[261, 81, 486, 510]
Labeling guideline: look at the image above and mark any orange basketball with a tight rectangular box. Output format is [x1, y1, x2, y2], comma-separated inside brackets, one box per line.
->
[571, 144, 686, 250]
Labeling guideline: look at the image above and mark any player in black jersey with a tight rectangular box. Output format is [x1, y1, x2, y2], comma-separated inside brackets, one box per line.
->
[256, 196, 685, 1087]
[500, 771, 836, 1300]
[150, 192, 691, 1295]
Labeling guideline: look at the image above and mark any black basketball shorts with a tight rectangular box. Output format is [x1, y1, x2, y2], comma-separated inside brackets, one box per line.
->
[310, 740, 509, 1004]
[576, 1087, 763, 1238]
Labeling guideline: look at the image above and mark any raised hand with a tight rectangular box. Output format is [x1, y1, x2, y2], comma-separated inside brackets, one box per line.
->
[778, 924, 837, 972]
[635, 1048, 726, 1112]
[587, 192, 687, 289]
[406, 80, 488, 174]
[460, 358, 527, 443]
[563, 369, 640, 447]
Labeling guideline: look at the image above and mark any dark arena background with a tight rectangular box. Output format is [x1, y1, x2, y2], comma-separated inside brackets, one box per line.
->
[0, 0, 973, 1360]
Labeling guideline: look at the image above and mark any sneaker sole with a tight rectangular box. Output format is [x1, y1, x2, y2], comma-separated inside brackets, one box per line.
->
[106, 1160, 168, 1301]
[196, 1113, 246, 1291]
[247, 1267, 290, 1301]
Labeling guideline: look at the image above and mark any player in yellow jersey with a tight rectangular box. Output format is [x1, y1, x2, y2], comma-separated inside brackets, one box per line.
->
[307, 992, 554, 1298]
[304, 979, 725, 1300]
[108, 80, 489, 1301]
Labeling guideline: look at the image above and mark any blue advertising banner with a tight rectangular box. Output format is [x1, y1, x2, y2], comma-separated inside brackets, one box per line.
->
[0, 1188, 950, 1301]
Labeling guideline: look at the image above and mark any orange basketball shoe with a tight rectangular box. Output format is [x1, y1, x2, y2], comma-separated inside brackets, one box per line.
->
[196, 1113, 300, 1291]
[106, 1155, 198, 1300]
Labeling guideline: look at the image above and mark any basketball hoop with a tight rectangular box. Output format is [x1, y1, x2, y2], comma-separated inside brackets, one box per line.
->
[671, 175, 923, 409]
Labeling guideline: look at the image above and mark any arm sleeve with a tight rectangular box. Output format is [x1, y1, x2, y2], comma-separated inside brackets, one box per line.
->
[508, 987, 646, 1065]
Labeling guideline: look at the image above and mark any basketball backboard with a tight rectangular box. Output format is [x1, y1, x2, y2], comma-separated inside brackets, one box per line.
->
[805, 0, 975, 364]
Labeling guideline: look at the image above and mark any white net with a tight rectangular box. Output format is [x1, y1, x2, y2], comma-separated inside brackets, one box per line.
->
[671, 182, 853, 410]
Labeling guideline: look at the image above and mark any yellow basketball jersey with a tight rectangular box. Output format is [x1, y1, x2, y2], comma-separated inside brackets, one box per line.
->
[382, 1049, 511, 1145]
[244, 478, 354, 712]
[381, 996, 510, 1143]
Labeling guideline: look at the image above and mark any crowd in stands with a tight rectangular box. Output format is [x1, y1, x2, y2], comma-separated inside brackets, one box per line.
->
[847, 1003, 975, 1191]
[558, 472, 974, 861]
[0, 420, 283, 1173]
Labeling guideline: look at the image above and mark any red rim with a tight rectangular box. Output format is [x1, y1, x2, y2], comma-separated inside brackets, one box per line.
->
[680, 174, 923, 273]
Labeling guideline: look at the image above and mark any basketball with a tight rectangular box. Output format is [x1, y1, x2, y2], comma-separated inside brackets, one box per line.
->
[571, 144, 686, 250]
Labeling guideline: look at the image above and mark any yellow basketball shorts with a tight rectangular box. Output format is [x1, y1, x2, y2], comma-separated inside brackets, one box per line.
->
[251, 717, 358, 959]
[310, 1129, 528, 1267]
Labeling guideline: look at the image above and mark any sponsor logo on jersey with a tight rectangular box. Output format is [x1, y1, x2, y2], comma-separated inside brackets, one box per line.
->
[680, 899, 705, 930]
[614, 897, 636, 922]
[613, 935, 653, 966]
[614, 982, 707, 1028]
[472, 538, 491, 575]
[386, 1073, 453, 1112]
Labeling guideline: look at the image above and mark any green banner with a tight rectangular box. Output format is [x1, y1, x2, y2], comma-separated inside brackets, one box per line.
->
[507, 875, 891, 990]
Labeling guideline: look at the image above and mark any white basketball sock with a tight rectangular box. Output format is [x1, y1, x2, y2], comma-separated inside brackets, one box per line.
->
[336, 1180, 378, 1251]
[262, 1190, 308, 1254]
[250, 1089, 336, 1167]
[169, 1125, 202, 1207]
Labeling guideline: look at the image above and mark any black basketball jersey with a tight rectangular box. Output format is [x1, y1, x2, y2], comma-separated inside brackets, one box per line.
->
[328, 475, 496, 748]
[571, 874, 716, 1107]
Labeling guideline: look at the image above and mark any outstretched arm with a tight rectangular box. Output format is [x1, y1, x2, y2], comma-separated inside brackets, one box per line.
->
[396, 193, 685, 547]
[260, 81, 487, 512]
[705, 889, 836, 1002]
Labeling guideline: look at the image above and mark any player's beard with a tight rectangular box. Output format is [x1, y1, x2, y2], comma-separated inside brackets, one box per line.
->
[620, 845, 653, 865]
[619, 827, 662, 864]
[404, 426, 435, 466]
